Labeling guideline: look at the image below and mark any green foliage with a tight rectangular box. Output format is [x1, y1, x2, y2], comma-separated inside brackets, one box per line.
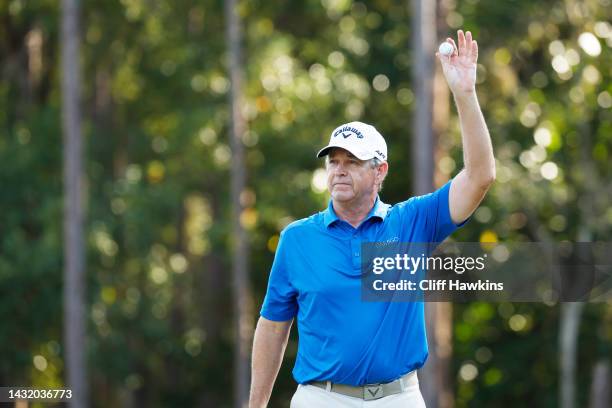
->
[0, 0, 609, 406]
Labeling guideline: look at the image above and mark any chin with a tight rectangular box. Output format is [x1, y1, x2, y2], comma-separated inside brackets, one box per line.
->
[331, 192, 355, 202]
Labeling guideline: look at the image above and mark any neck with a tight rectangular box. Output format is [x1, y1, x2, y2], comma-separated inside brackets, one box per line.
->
[332, 192, 377, 228]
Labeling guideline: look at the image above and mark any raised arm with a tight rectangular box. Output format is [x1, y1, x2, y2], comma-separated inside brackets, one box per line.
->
[249, 316, 293, 408]
[437, 30, 496, 224]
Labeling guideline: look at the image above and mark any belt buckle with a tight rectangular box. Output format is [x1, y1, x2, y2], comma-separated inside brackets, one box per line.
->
[364, 383, 383, 400]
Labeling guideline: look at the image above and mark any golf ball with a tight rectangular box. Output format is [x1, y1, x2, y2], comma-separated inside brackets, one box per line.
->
[439, 42, 454, 56]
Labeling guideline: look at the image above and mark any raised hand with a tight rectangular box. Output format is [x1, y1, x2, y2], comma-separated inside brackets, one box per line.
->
[436, 29, 478, 96]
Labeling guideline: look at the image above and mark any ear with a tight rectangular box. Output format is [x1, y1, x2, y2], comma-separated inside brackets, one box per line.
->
[376, 162, 389, 184]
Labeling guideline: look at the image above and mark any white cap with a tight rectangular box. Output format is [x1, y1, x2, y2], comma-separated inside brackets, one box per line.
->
[316, 121, 388, 161]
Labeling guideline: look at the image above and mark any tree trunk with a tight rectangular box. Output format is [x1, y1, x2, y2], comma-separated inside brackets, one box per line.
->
[410, 0, 435, 197]
[589, 360, 610, 408]
[431, 2, 453, 407]
[559, 301, 584, 408]
[224, 1, 253, 407]
[60, 0, 87, 407]
[560, 98, 597, 408]
[411, 0, 442, 407]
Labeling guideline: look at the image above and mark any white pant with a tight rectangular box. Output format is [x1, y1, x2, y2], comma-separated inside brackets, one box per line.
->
[290, 373, 426, 408]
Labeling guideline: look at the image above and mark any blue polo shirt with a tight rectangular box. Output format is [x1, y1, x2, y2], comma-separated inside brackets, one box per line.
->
[260, 180, 465, 386]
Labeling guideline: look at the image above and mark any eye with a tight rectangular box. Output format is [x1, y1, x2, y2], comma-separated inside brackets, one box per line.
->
[349, 159, 358, 165]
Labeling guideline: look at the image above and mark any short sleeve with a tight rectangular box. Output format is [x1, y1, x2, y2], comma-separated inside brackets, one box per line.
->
[403, 179, 468, 243]
[260, 230, 298, 321]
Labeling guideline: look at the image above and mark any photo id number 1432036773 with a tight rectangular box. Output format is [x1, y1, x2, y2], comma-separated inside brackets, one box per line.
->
[1, 387, 72, 402]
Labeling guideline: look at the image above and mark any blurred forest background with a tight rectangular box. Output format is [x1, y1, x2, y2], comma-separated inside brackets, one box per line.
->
[0, 0, 610, 407]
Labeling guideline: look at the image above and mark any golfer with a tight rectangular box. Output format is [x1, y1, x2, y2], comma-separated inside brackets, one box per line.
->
[250, 30, 495, 407]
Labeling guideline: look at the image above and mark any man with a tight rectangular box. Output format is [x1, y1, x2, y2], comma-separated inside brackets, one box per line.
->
[250, 30, 495, 407]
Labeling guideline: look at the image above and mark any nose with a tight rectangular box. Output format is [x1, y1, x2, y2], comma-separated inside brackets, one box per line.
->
[333, 163, 348, 176]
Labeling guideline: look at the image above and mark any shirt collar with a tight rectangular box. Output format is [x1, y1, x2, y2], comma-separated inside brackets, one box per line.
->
[323, 196, 390, 228]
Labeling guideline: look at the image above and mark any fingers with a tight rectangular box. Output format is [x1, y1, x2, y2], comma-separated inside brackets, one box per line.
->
[458, 29, 466, 52]
[439, 29, 478, 62]
[447, 37, 458, 57]
[454, 29, 477, 61]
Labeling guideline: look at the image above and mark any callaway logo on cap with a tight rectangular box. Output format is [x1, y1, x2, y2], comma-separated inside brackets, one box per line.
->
[317, 121, 388, 161]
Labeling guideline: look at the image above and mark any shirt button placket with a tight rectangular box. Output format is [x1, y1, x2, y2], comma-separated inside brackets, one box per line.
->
[351, 233, 361, 269]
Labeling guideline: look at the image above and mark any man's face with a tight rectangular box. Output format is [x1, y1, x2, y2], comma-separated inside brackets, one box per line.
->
[326, 148, 382, 203]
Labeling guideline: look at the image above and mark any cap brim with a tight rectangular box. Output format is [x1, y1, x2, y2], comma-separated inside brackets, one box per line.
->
[316, 146, 333, 158]
[316, 145, 374, 160]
